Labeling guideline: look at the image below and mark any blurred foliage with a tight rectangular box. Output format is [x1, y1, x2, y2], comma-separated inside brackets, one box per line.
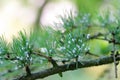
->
[73, 0, 120, 17]
[74, 0, 103, 15]
[89, 39, 110, 55]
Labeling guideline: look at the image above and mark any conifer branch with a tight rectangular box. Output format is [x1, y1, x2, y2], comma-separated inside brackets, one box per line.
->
[14, 54, 120, 80]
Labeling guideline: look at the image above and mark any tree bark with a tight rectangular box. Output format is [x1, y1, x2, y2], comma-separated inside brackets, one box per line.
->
[14, 54, 120, 80]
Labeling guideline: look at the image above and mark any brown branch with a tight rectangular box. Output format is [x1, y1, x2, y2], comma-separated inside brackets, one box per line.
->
[89, 33, 120, 45]
[34, 0, 49, 29]
[14, 54, 120, 80]
[25, 64, 32, 76]
[89, 33, 103, 39]
[1, 57, 20, 61]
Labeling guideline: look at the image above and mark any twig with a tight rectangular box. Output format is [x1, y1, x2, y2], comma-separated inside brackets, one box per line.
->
[111, 32, 118, 78]
[33, 50, 63, 77]
[89, 33, 103, 39]
[34, 0, 49, 28]
[89, 33, 120, 45]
